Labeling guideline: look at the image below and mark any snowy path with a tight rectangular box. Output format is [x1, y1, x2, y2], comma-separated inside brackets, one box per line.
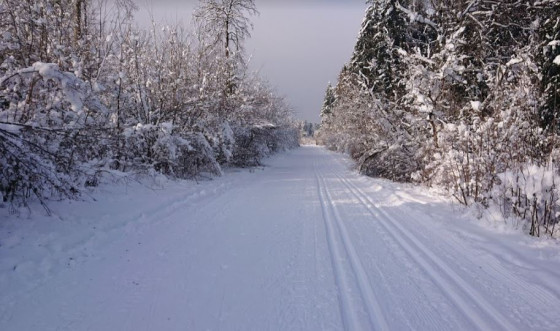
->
[1, 146, 560, 330]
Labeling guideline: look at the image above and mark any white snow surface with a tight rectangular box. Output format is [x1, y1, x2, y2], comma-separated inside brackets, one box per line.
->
[1, 146, 560, 330]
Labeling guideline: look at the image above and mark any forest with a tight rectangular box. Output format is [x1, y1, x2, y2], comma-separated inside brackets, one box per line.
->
[319, 0, 560, 236]
[0, 0, 299, 209]
[2, 2, 560, 328]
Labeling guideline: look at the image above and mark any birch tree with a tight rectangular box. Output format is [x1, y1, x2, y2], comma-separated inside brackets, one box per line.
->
[194, 0, 258, 96]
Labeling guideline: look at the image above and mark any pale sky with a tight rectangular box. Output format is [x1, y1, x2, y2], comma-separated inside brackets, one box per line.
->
[131, 0, 368, 122]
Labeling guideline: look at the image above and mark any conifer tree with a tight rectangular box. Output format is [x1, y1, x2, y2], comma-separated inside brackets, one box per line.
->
[320, 83, 336, 118]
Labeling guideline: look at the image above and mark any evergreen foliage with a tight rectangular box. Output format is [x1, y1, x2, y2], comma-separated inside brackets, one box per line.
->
[319, 0, 560, 236]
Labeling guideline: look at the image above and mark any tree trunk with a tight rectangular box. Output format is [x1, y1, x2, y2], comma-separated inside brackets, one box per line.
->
[74, 0, 83, 46]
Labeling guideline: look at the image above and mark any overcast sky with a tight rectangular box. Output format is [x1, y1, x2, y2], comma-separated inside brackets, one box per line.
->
[132, 0, 368, 122]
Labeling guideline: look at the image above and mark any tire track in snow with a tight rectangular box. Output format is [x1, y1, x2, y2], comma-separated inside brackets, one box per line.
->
[314, 162, 389, 331]
[335, 173, 518, 331]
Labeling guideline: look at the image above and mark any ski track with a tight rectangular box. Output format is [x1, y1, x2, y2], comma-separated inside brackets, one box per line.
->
[396, 200, 560, 307]
[314, 164, 362, 331]
[1, 146, 560, 330]
[334, 173, 517, 331]
[330, 153, 560, 321]
[314, 162, 389, 331]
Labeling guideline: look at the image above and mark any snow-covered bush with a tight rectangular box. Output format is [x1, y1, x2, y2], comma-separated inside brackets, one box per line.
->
[0, 62, 109, 205]
[497, 162, 560, 237]
[0, 124, 78, 208]
[0, 0, 298, 209]
[231, 125, 271, 167]
[231, 123, 299, 167]
[121, 123, 221, 178]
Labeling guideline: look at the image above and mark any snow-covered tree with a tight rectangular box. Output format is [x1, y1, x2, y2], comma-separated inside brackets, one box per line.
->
[320, 0, 560, 235]
[0, 0, 297, 207]
[194, 0, 258, 97]
[320, 83, 336, 119]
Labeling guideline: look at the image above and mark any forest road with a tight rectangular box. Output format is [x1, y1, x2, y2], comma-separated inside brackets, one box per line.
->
[2, 146, 560, 331]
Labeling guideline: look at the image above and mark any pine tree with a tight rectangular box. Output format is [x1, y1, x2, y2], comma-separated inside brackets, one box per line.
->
[320, 83, 336, 118]
[349, 0, 437, 99]
[536, 3, 560, 133]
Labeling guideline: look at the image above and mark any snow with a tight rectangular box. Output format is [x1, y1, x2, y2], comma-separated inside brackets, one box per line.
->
[470, 100, 482, 111]
[499, 164, 558, 200]
[506, 57, 523, 67]
[1, 146, 560, 330]
[395, 2, 438, 31]
[554, 55, 560, 66]
[31, 62, 85, 113]
[0, 123, 21, 134]
[32, 61, 58, 78]
[396, 48, 408, 56]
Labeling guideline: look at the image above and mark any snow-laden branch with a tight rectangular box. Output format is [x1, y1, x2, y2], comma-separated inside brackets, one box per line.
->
[395, 2, 439, 32]
[0, 67, 37, 88]
[1, 62, 108, 116]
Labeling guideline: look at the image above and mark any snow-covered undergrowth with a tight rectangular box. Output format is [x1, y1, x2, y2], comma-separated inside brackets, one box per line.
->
[408, 160, 560, 239]
[0, 0, 299, 209]
[490, 163, 560, 238]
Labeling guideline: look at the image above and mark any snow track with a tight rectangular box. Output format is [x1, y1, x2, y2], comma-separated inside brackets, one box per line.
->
[1, 146, 560, 330]
[315, 164, 388, 331]
[333, 173, 515, 331]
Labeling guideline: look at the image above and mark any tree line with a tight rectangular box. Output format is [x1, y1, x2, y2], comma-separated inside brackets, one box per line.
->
[0, 0, 299, 209]
[319, 0, 560, 236]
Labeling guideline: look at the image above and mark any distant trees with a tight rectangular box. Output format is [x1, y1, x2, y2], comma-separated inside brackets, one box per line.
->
[319, 0, 560, 236]
[300, 121, 316, 138]
[0, 0, 298, 208]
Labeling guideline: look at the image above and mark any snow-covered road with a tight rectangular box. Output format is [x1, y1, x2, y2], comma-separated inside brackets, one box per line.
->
[1, 146, 560, 330]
